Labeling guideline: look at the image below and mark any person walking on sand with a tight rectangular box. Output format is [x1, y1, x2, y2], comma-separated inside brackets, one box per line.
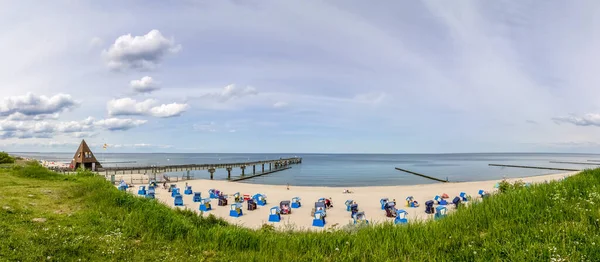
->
[287, 183, 290, 190]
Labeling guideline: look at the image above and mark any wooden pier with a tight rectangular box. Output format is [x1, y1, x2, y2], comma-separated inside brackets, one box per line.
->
[230, 166, 292, 182]
[98, 157, 302, 180]
[394, 168, 449, 183]
[488, 164, 580, 172]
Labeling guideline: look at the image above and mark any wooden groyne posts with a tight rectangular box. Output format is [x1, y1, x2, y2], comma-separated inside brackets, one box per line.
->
[394, 168, 449, 183]
[98, 157, 302, 180]
[488, 164, 580, 172]
[549, 161, 600, 166]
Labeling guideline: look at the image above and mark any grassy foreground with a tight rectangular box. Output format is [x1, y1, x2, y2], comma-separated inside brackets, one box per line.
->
[1, 163, 599, 261]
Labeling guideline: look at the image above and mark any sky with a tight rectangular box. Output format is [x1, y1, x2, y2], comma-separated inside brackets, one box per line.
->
[2, 0, 600, 154]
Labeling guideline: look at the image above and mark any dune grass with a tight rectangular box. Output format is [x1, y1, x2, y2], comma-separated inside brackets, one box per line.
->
[1, 163, 599, 261]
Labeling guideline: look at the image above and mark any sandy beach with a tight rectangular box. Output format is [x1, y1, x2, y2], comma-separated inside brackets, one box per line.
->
[125, 171, 576, 231]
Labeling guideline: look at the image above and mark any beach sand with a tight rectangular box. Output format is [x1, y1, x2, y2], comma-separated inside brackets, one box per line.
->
[127, 172, 576, 231]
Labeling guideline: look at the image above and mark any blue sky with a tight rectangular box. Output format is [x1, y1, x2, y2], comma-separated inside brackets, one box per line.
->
[2, 0, 600, 153]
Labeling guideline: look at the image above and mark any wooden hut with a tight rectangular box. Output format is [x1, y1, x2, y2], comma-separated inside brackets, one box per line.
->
[71, 139, 102, 170]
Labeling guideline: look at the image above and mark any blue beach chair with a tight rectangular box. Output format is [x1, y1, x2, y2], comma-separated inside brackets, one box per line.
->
[268, 207, 281, 222]
[174, 195, 183, 206]
[229, 203, 243, 217]
[137, 186, 146, 196]
[252, 194, 267, 206]
[434, 195, 447, 205]
[171, 188, 180, 198]
[291, 197, 301, 208]
[394, 209, 408, 224]
[184, 186, 193, 195]
[380, 198, 389, 210]
[435, 206, 447, 220]
[199, 198, 211, 212]
[459, 192, 468, 202]
[345, 200, 354, 211]
[193, 192, 202, 202]
[145, 192, 155, 199]
[312, 210, 326, 227]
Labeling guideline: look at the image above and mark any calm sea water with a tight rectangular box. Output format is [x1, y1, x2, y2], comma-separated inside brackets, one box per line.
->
[12, 152, 600, 187]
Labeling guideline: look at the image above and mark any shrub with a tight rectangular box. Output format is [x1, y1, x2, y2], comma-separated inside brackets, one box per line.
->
[0, 152, 14, 164]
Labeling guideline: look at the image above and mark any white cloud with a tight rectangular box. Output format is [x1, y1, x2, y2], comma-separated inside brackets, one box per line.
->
[0, 116, 146, 139]
[273, 101, 288, 108]
[130, 76, 160, 93]
[7, 112, 60, 121]
[107, 97, 188, 118]
[202, 84, 258, 102]
[552, 114, 600, 127]
[103, 29, 181, 71]
[0, 93, 77, 118]
[94, 118, 147, 131]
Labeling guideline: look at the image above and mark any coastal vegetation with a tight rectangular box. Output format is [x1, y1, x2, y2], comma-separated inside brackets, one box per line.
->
[1, 162, 599, 261]
[0, 151, 14, 164]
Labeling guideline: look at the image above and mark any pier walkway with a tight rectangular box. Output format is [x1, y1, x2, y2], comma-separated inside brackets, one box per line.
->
[98, 157, 302, 180]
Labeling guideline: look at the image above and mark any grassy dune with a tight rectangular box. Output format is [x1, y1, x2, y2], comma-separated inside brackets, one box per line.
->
[1, 163, 599, 261]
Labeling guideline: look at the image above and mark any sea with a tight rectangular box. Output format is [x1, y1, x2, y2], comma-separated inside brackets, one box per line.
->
[11, 152, 600, 187]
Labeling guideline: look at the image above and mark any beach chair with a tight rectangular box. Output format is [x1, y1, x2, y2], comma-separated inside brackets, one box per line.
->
[425, 200, 435, 214]
[452, 197, 461, 208]
[199, 198, 211, 212]
[252, 194, 267, 206]
[291, 197, 301, 208]
[137, 186, 146, 196]
[406, 196, 419, 208]
[478, 190, 489, 198]
[345, 200, 354, 211]
[145, 192, 155, 199]
[394, 209, 408, 224]
[350, 204, 359, 218]
[233, 192, 242, 203]
[247, 199, 257, 211]
[312, 210, 326, 227]
[353, 211, 369, 225]
[209, 189, 220, 199]
[174, 195, 183, 206]
[229, 203, 243, 217]
[218, 195, 228, 206]
[380, 198, 389, 210]
[312, 202, 327, 217]
[459, 192, 468, 202]
[169, 184, 176, 193]
[147, 186, 155, 195]
[184, 186, 193, 195]
[171, 188, 180, 198]
[280, 201, 292, 215]
[384, 202, 397, 217]
[434, 195, 448, 205]
[243, 194, 251, 201]
[269, 207, 281, 222]
[193, 192, 202, 202]
[435, 206, 447, 220]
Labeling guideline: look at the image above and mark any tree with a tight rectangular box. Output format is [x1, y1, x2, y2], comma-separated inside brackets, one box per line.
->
[0, 152, 15, 164]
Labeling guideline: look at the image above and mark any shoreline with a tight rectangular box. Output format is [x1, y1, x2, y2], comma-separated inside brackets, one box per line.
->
[125, 171, 577, 231]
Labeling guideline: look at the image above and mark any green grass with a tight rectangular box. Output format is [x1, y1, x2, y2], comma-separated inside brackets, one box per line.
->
[1, 163, 599, 261]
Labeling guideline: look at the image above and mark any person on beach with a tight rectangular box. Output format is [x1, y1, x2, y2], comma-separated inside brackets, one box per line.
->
[287, 183, 290, 190]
